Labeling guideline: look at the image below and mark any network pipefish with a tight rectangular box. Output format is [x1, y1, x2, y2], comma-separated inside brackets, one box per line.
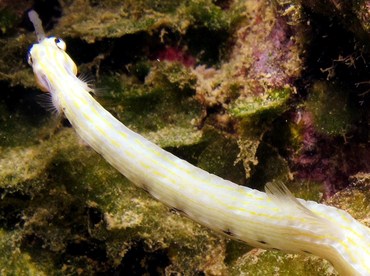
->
[27, 10, 370, 275]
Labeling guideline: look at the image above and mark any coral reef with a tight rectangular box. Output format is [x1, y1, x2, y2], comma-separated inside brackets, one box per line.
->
[0, 0, 369, 274]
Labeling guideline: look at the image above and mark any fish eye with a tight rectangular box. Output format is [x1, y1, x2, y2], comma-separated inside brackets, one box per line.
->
[54, 37, 66, 50]
[27, 53, 33, 65]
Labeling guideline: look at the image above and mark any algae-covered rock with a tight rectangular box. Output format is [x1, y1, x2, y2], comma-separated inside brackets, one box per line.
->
[0, 0, 369, 274]
[305, 81, 355, 136]
[327, 173, 370, 225]
[56, 0, 233, 43]
[0, 228, 54, 275]
[229, 249, 336, 276]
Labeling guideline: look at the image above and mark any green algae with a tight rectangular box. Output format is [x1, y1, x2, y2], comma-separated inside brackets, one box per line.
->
[229, 249, 337, 276]
[306, 81, 354, 136]
[229, 88, 291, 120]
[56, 0, 232, 43]
[197, 132, 246, 183]
[99, 62, 203, 148]
[0, 229, 54, 275]
[0, 36, 36, 88]
[327, 173, 370, 225]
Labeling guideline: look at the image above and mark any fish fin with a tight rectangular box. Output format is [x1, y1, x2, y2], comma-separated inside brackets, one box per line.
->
[265, 181, 342, 239]
[265, 181, 312, 215]
[77, 72, 108, 97]
[78, 72, 95, 91]
[35, 93, 61, 115]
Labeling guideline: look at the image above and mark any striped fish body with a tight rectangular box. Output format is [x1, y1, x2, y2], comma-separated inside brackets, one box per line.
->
[28, 16, 370, 275]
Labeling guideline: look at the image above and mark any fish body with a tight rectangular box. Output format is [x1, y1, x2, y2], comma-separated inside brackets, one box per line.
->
[27, 10, 370, 275]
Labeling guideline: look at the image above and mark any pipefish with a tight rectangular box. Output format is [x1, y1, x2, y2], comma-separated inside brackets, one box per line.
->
[27, 10, 370, 275]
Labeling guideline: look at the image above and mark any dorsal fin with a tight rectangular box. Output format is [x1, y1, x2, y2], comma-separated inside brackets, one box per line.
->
[265, 181, 342, 239]
[265, 181, 313, 215]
